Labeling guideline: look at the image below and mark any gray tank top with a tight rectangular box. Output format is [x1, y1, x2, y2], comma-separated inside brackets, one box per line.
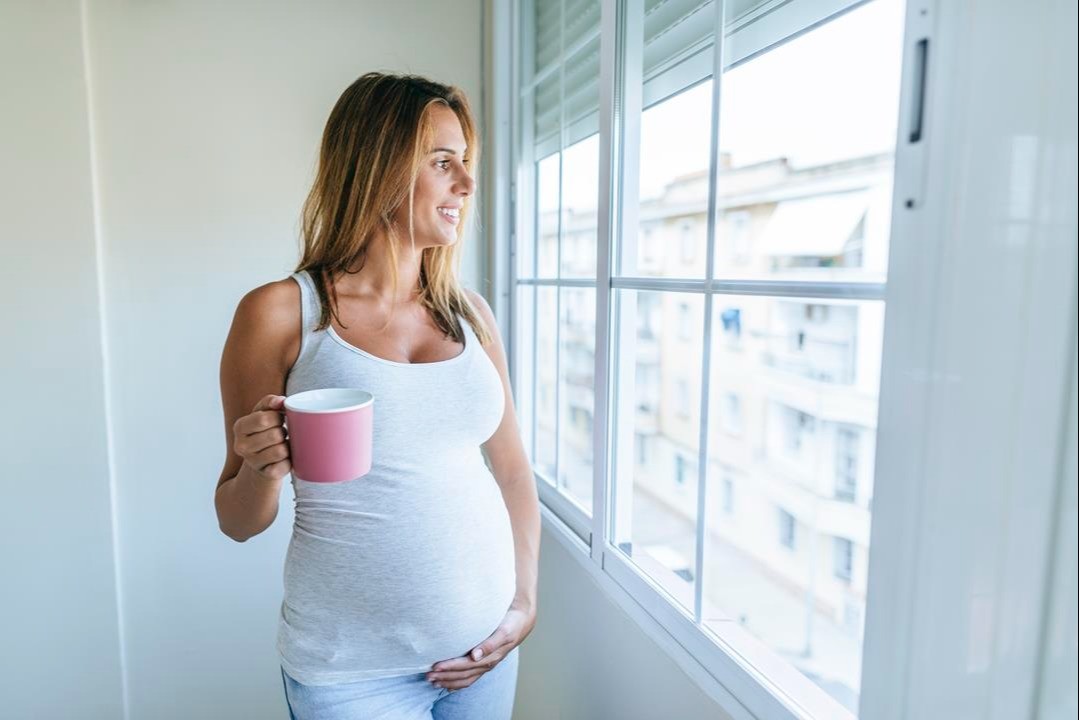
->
[277, 270, 517, 685]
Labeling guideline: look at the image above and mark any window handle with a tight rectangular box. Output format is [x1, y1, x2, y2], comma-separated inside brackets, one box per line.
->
[909, 38, 929, 143]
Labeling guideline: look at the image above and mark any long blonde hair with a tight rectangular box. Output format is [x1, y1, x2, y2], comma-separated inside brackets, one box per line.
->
[295, 72, 490, 346]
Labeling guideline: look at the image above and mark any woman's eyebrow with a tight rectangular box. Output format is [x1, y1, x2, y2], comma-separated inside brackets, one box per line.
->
[430, 147, 468, 155]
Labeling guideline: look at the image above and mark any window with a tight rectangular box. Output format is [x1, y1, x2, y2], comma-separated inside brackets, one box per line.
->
[635, 362, 659, 413]
[783, 407, 816, 455]
[721, 392, 742, 436]
[833, 537, 854, 583]
[721, 473, 734, 514]
[512, 0, 904, 716]
[676, 379, 691, 418]
[836, 427, 859, 502]
[636, 432, 649, 465]
[727, 210, 751, 264]
[806, 303, 829, 322]
[778, 509, 796, 550]
[677, 301, 692, 340]
[637, 293, 658, 339]
[680, 222, 695, 264]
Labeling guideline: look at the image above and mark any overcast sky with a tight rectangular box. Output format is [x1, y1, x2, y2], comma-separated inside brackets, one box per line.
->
[541, 0, 905, 211]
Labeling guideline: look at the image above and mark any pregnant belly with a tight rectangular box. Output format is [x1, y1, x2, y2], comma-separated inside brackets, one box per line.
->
[281, 495, 517, 670]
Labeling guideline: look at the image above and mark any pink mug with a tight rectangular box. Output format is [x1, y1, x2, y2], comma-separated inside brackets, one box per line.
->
[283, 388, 374, 483]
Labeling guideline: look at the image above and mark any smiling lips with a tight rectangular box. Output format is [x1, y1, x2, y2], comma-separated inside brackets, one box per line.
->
[437, 206, 461, 225]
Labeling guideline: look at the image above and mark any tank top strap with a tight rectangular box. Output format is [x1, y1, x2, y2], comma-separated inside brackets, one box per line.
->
[459, 311, 485, 356]
[289, 270, 324, 364]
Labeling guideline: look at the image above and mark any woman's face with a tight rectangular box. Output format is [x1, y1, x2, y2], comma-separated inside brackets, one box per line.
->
[396, 104, 475, 249]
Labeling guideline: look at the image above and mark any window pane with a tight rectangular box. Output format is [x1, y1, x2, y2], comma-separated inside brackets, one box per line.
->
[561, 135, 599, 278]
[702, 295, 884, 713]
[529, 0, 601, 271]
[534, 287, 557, 480]
[534, 152, 560, 279]
[557, 287, 596, 512]
[711, 0, 903, 282]
[627, 82, 712, 278]
[611, 289, 705, 611]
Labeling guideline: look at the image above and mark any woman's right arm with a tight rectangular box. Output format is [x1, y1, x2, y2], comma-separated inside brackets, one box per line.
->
[214, 280, 301, 542]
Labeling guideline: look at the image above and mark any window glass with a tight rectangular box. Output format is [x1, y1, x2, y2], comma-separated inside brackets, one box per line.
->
[558, 286, 596, 512]
[611, 289, 706, 611]
[516, 0, 905, 715]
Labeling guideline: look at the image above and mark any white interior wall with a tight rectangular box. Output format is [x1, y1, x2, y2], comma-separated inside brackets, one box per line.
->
[0, 3, 124, 718]
[514, 527, 737, 720]
[83, 2, 485, 718]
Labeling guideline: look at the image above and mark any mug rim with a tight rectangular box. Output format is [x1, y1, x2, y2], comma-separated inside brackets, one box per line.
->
[284, 388, 374, 414]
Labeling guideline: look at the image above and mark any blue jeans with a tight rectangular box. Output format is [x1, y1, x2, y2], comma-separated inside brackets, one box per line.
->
[280, 647, 519, 720]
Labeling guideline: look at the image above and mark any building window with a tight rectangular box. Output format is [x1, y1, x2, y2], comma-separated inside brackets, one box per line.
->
[784, 408, 816, 455]
[833, 537, 854, 583]
[728, 210, 751, 263]
[680, 222, 695, 263]
[722, 474, 734, 514]
[638, 294, 658, 339]
[678, 302, 692, 340]
[641, 226, 659, 270]
[677, 379, 691, 418]
[778, 509, 796, 550]
[722, 392, 742, 435]
[805, 303, 829, 322]
[675, 454, 687, 485]
[835, 427, 859, 501]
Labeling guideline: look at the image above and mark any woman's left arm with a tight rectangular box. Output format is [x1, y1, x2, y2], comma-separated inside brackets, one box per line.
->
[427, 290, 541, 691]
[471, 289, 540, 612]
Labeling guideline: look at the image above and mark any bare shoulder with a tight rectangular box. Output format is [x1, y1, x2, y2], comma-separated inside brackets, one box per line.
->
[238, 277, 299, 320]
[229, 277, 302, 377]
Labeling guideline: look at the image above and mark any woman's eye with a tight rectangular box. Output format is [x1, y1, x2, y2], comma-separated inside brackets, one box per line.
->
[436, 159, 451, 170]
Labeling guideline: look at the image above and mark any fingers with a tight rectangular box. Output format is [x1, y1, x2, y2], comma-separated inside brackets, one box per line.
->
[429, 642, 510, 679]
[431, 637, 512, 674]
[429, 662, 496, 683]
[430, 657, 482, 673]
[257, 457, 292, 483]
[438, 673, 484, 690]
[428, 662, 497, 691]
[234, 395, 286, 435]
[252, 394, 286, 413]
[231, 395, 291, 481]
[236, 426, 288, 456]
[234, 409, 285, 437]
[250, 438, 291, 471]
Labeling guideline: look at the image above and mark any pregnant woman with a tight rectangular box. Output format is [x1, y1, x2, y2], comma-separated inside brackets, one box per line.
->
[213, 72, 540, 720]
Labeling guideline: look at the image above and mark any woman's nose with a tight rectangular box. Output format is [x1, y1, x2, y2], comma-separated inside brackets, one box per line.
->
[454, 170, 475, 197]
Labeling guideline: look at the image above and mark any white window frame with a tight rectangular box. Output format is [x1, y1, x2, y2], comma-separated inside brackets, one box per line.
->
[508, 0, 901, 718]
[487, 0, 1078, 718]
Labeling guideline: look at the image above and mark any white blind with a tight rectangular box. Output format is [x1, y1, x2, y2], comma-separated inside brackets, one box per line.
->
[532, 0, 721, 154]
[532, 0, 602, 154]
[529, 0, 864, 156]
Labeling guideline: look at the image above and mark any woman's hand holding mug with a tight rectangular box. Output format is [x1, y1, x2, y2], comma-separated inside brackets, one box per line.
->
[232, 394, 292, 483]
